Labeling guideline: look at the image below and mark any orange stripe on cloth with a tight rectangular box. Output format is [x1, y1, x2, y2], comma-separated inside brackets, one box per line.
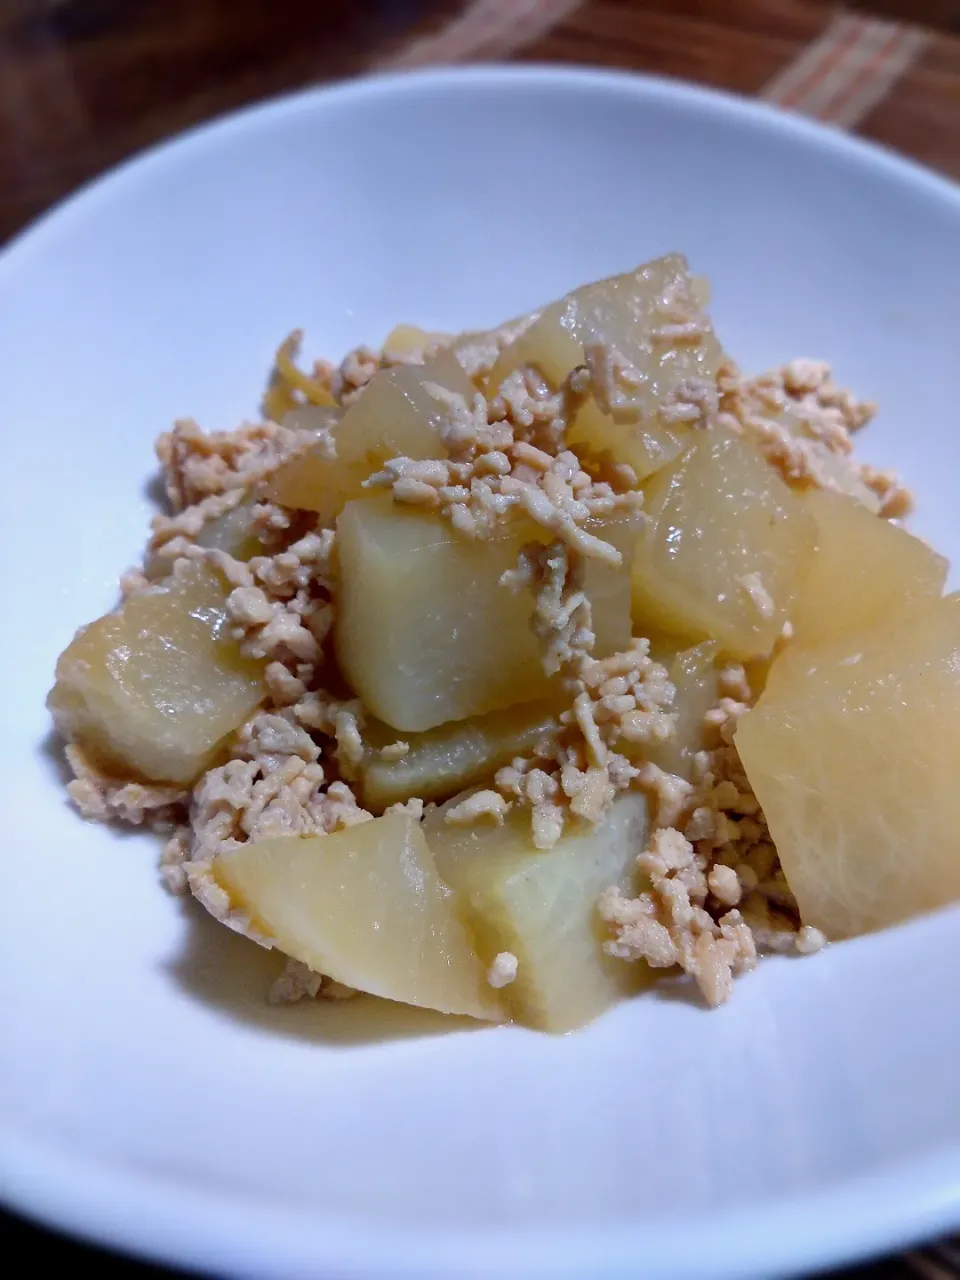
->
[762, 8, 930, 129]
[768, 12, 870, 112]
[823, 25, 930, 128]
[387, 3, 928, 135]
[383, 0, 583, 67]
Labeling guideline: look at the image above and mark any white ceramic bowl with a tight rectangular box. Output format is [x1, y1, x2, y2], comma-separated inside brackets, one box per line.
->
[2, 66, 960, 1280]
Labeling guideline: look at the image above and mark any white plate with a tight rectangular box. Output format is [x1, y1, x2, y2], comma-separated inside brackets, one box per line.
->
[2, 65, 960, 1280]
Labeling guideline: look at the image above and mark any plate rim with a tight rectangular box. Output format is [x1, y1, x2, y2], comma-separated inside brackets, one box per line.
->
[3, 62, 960, 1279]
[5, 1126, 960, 1279]
[4, 61, 960, 272]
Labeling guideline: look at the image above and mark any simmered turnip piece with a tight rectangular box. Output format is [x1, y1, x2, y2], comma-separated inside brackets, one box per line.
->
[48, 563, 264, 785]
[791, 489, 946, 645]
[215, 811, 502, 1020]
[425, 790, 651, 1031]
[487, 255, 725, 480]
[736, 595, 960, 939]
[360, 701, 561, 810]
[631, 426, 816, 658]
[335, 496, 637, 731]
[267, 349, 472, 523]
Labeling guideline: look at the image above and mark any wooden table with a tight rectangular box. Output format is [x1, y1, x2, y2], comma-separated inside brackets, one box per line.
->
[2, 2, 958, 1277]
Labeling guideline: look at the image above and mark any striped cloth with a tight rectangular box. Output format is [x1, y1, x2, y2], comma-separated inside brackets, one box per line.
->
[760, 8, 929, 126]
[386, 0, 931, 131]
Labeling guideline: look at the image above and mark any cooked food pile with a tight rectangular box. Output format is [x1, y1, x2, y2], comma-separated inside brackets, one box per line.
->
[48, 255, 960, 1031]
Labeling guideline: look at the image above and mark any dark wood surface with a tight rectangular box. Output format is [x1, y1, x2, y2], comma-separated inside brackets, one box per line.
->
[2, 1, 958, 1277]
[0, 0, 455, 242]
